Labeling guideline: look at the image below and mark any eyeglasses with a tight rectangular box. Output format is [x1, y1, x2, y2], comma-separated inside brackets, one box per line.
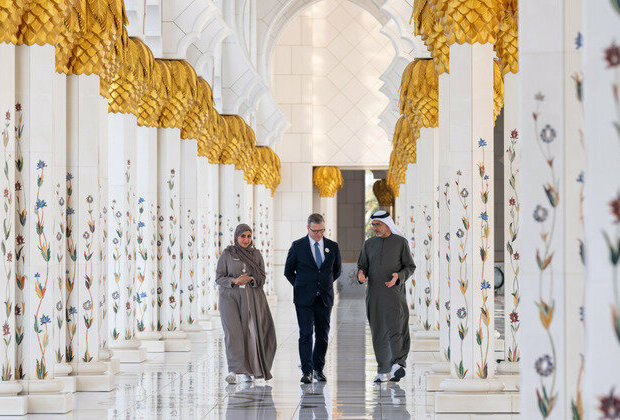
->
[309, 228, 325, 233]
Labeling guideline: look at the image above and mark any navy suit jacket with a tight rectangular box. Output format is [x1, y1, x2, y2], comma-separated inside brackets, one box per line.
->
[284, 236, 342, 307]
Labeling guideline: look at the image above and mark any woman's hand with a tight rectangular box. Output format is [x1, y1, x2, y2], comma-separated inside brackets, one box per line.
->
[234, 274, 252, 286]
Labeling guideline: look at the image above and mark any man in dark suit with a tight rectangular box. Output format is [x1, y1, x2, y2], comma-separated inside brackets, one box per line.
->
[284, 213, 342, 384]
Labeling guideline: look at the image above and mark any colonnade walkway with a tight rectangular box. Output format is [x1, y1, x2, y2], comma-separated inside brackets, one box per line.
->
[21, 297, 472, 419]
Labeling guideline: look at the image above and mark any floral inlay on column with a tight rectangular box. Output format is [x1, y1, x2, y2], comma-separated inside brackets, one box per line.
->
[65, 172, 77, 362]
[166, 169, 178, 331]
[34, 160, 51, 379]
[423, 205, 433, 331]
[454, 169, 470, 379]
[82, 194, 95, 362]
[409, 204, 416, 311]
[185, 211, 195, 326]
[1, 108, 13, 381]
[506, 129, 520, 363]
[136, 197, 148, 333]
[476, 138, 491, 379]
[157, 205, 163, 330]
[124, 160, 135, 341]
[602, 40, 620, 347]
[110, 199, 122, 341]
[14, 103, 25, 380]
[53, 184, 65, 366]
[442, 182, 451, 362]
[531, 93, 559, 418]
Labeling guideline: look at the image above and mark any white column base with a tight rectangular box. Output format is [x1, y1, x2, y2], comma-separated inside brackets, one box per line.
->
[0, 396, 27, 415]
[496, 361, 519, 375]
[74, 374, 115, 392]
[161, 331, 192, 352]
[435, 392, 519, 414]
[19, 380, 73, 414]
[102, 358, 121, 374]
[198, 318, 214, 330]
[428, 374, 519, 392]
[54, 376, 77, 393]
[431, 361, 451, 374]
[181, 323, 203, 332]
[110, 347, 148, 363]
[411, 351, 443, 364]
[183, 330, 209, 342]
[439, 378, 505, 392]
[140, 339, 166, 353]
[413, 330, 440, 339]
[411, 337, 440, 352]
[0, 382, 27, 415]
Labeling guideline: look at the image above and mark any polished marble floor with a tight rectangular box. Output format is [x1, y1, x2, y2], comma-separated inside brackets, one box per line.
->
[16, 297, 435, 419]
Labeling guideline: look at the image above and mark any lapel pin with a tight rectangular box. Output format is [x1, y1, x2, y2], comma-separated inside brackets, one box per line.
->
[325, 248, 330, 253]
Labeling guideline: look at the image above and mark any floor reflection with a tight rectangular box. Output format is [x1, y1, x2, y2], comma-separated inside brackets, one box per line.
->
[67, 298, 425, 419]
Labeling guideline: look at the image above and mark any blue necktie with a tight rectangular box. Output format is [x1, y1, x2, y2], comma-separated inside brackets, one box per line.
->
[314, 242, 322, 268]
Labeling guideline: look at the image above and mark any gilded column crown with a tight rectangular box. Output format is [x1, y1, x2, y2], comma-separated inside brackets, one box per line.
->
[313, 166, 344, 198]
[393, 116, 418, 166]
[245, 147, 263, 184]
[269, 151, 282, 194]
[158, 60, 198, 129]
[15, 0, 73, 46]
[0, 0, 26, 43]
[435, 0, 503, 45]
[494, 0, 518, 74]
[137, 59, 169, 127]
[182, 78, 214, 141]
[493, 58, 504, 121]
[374, 179, 395, 206]
[205, 112, 227, 164]
[107, 36, 154, 115]
[236, 122, 256, 172]
[413, 0, 449, 74]
[402, 59, 439, 128]
[219, 115, 242, 165]
[56, 0, 126, 76]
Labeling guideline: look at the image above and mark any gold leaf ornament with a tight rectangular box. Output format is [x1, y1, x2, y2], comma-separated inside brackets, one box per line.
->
[313, 167, 344, 198]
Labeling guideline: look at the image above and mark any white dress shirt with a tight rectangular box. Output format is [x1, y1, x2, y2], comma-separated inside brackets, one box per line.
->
[308, 236, 325, 262]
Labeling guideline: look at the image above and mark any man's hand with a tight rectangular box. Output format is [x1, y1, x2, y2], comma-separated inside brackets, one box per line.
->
[358, 270, 368, 284]
[385, 273, 398, 287]
[234, 274, 252, 285]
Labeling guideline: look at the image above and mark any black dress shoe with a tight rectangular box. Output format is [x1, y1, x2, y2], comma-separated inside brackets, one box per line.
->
[300, 372, 313, 384]
[313, 370, 327, 382]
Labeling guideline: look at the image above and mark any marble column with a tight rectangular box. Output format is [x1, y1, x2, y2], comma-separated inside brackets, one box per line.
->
[316, 195, 338, 241]
[204, 162, 220, 319]
[219, 164, 237, 249]
[405, 162, 422, 327]
[179, 139, 204, 341]
[403, 167, 416, 314]
[157, 128, 190, 351]
[582, 0, 620, 417]
[235, 168, 253, 227]
[253, 184, 274, 296]
[519, 0, 584, 417]
[0, 43, 24, 413]
[440, 42, 500, 392]
[65, 74, 113, 390]
[15, 44, 72, 411]
[134, 125, 163, 352]
[502, 72, 521, 370]
[107, 112, 146, 363]
[437, 73, 452, 367]
[415, 128, 440, 337]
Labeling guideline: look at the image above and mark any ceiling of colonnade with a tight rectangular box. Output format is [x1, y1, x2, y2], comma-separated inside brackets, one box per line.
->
[270, 0, 401, 166]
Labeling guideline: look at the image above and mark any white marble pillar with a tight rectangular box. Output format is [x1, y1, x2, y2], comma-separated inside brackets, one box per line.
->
[316, 195, 338, 241]
[405, 162, 421, 323]
[205, 162, 220, 316]
[134, 125, 162, 351]
[195, 156, 209, 326]
[15, 44, 72, 411]
[441, 42, 499, 390]
[253, 184, 274, 295]
[219, 164, 237, 249]
[107, 112, 145, 363]
[437, 73, 452, 365]
[179, 139, 202, 338]
[0, 43, 24, 412]
[157, 128, 190, 351]
[402, 168, 415, 313]
[416, 128, 439, 335]
[65, 74, 113, 389]
[582, 0, 620, 417]
[519, 0, 584, 417]
[502, 72, 521, 367]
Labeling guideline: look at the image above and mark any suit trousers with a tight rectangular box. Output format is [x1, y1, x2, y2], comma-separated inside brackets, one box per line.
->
[295, 295, 332, 375]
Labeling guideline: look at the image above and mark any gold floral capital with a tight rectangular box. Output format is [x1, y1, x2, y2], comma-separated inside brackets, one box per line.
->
[313, 167, 344, 198]
[435, 0, 503, 46]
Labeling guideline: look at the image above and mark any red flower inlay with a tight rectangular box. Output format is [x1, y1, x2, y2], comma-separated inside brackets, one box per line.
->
[604, 42, 620, 68]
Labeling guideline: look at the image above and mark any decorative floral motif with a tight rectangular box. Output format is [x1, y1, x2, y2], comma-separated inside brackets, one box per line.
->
[454, 170, 469, 379]
[441, 182, 451, 362]
[598, 387, 620, 419]
[110, 199, 122, 341]
[82, 194, 96, 362]
[0, 108, 12, 381]
[14, 105, 25, 380]
[422, 206, 433, 331]
[135, 197, 148, 333]
[476, 140, 491, 380]
[532, 93, 559, 418]
[65, 172, 77, 362]
[534, 354, 554, 377]
[166, 170, 178, 331]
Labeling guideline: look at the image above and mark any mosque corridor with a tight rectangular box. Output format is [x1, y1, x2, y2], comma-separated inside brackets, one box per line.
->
[34, 298, 432, 419]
